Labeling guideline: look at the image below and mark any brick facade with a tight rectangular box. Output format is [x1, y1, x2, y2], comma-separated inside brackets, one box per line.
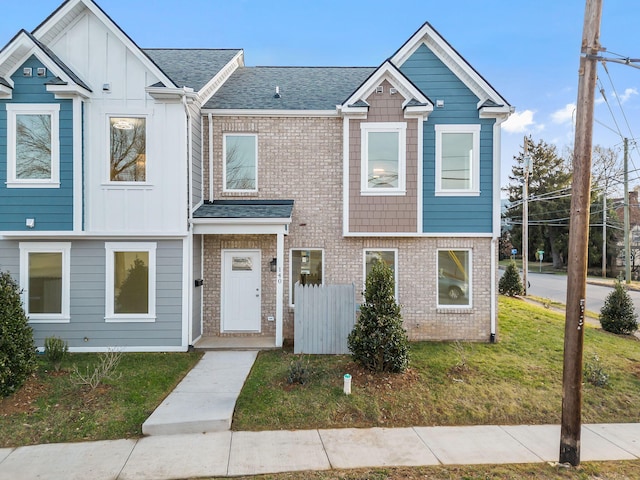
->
[199, 114, 496, 342]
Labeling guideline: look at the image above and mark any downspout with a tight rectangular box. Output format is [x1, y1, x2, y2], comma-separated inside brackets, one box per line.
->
[182, 90, 194, 348]
[208, 113, 213, 201]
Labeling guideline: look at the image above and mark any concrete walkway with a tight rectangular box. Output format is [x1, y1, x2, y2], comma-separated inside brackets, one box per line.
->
[142, 351, 257, 435]
[1, 423, 639, 479]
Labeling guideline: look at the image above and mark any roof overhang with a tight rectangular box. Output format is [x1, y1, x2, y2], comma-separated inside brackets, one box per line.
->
[340, 60, 433, 119]
[192, 200, 293, 235]
[145, 85, 198, 101]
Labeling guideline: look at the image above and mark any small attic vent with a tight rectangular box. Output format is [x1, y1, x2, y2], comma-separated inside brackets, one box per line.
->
[390, 88, 398, 95]
[36, 67, 47, 77]
[23, 68, 32, 77]
[375, 86, 383, 94]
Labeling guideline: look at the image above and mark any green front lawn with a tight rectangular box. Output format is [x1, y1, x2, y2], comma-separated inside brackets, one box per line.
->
[233, 297, 640, 431]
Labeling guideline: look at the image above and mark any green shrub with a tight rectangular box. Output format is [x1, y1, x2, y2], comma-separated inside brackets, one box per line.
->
[286, 355, 311, 385]
[348, 261, 409, 373]
[0, 271, 37, 397]
[499, 261, 524, 296]
[599, 279, 638, 335]
[44, 336, 69, 372]
[584, 353, 609, 388]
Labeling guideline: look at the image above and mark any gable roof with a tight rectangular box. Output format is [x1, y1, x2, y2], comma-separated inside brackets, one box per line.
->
[391, 21, 511, 112]
[143, 49, 242, 91]
[32, 0, 177, 89]
[204, 66, 375, 111]
[0, 29, 91, 94]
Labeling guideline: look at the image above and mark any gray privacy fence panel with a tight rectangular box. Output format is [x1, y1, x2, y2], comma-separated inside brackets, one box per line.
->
[294, 283, 356, 354]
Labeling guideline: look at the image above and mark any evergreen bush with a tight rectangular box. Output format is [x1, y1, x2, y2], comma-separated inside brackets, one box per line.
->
[0, 271, 37, 397]
[599, 279, 638, 335]
[347, 261, 409, 373]
[499, 260, 524, 296]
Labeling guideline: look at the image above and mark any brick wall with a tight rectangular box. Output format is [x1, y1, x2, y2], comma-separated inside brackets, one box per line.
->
[200, 114, 495, 342]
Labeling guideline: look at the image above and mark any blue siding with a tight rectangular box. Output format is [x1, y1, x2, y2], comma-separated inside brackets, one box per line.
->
[0, 56, 74, 231]
[401, 44, 496, 233]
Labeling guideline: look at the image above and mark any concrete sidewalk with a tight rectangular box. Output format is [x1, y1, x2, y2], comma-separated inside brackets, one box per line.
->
[1, 423, 639, 479]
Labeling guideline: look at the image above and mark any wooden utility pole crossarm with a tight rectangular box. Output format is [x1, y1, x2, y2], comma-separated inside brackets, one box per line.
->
[559, 0, 602, 466]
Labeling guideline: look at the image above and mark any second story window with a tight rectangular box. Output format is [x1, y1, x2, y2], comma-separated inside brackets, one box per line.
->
[361, 122, 406, 195]
[435, 124, 480, 196]
[6, 104, 60, 188]
[224, 134, 257, 191]
[110, 117, 146, 182]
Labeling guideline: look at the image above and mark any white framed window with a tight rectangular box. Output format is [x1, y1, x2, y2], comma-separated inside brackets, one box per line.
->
[437, 249, 472, 308]
[109, 116, 147, 182]
[435, 124, 481, 196]
[7, 104, 60, 188]
[223, 133, 257, 191]
[363, 249, 398, 299]
[105, 242, 156, 322]
[289, 248, 324, 306]
[19, 242, 71, 323]
[361, 122, 406, 195]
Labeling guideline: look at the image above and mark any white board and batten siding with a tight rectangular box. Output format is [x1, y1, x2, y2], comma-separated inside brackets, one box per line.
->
[294, 283, 356, 355]
[46, 9, 188, 236]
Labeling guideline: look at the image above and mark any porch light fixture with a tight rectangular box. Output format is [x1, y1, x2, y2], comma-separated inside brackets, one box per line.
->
[270, 257, 277, 272]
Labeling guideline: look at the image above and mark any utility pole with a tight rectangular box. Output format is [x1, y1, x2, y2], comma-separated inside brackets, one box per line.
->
[602, 192, 606, 278]
[624, 138, 630, 283]
[559, 0, 602, 467]
[522, 137, 531, 296]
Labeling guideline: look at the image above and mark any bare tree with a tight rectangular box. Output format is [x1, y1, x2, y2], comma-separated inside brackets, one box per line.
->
[110, 119, 146, 181]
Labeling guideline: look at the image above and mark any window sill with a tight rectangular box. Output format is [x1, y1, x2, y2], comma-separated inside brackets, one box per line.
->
[435, 190, 480, 197]
[105, 316, 156, 323]
[360, 190, 407, 196]
[101, 182, 154, 188]
[29, 316, 70, 323]
[7, 182, 60, 189]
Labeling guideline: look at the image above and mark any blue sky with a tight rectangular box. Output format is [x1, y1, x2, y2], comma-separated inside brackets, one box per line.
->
[3, 1, 639, 194]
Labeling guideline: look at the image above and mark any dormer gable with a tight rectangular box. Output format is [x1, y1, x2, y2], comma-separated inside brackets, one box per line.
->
[0, 30, 91, 99]
[341, 60, 433, 119]
[391, 22, 511, 117]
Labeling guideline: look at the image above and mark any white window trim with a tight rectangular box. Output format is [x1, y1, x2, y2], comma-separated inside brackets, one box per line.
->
[363, 248, 399, 300]
[105, 242, 156, 322]
[289, 248, 324, 307]
[223, 133, 258, 193]
[19, 242, 71, 323]
[7, 104, 60, 189]
[106, 114, 150, 186]
[435, 124, 481, 196]
[436, 248, 473, 309]
[360, 122, 406, 195]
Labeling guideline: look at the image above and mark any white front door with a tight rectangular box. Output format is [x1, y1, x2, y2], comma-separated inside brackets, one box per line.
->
[222, 250, 261, 332]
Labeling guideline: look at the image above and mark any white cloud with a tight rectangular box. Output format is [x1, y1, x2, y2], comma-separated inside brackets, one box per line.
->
[551, 103, 576, 125]
[616, 87, 638, 103]
[503, 109, 537, 133]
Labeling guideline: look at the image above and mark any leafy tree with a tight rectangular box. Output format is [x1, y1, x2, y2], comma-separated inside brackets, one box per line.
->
[0, 271, 37, 397]
[348, 261, 409, 373]
[600, 279, 638, 335]
[498, 261, 524, 296]
[115, 258, 149, 314]
[504, 137, 572, 269]
[504, 139, 621, 271]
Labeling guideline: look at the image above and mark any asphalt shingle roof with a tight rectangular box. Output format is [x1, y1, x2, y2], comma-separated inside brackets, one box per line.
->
[203, 66, 376, 110]
[193, 200, 294, 219]
[143, 49, 241, 91]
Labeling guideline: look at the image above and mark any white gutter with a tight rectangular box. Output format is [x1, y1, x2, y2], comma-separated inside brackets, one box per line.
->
[182, 89, 194, 347]
[208, 113, 214, 202]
